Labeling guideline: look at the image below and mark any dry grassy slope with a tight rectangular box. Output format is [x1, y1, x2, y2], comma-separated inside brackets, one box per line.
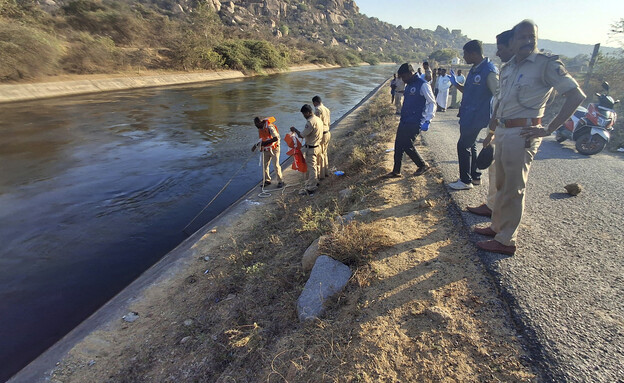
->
[50, 84, 536, 383]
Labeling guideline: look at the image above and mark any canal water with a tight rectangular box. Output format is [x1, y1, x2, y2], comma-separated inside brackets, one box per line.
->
[0, 65, 393, 380]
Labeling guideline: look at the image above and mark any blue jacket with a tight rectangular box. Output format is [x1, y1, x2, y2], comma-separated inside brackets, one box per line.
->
[459, 58, 497, 129]
[400, 75, 426, 125]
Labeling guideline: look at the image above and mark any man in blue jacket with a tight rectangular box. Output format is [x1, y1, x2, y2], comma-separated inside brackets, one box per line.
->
[448, 40, 498, 190]
[386, 63, 436, 178]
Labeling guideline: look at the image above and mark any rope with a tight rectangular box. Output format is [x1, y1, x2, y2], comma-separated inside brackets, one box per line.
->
[182, 150, 256, 234]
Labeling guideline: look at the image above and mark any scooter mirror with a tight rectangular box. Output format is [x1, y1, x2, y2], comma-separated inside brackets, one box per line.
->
[602, 81, 610, 92]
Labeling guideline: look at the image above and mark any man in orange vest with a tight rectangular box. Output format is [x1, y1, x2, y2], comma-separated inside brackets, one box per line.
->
[252, 116, 284, 188]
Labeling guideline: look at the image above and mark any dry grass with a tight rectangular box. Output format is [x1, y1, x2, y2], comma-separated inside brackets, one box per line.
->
[51, 86, 536, 383]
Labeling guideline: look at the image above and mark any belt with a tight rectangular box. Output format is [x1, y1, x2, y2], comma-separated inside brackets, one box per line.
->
[323, 131, 329, 134]
[503, 118, 542, 128]
[396, 91, 404, 93]
[305, 145, 318, 148]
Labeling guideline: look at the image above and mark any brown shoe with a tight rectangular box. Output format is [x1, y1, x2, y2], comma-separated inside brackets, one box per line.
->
[467, 204, 492, 217]
[473, 226, 497, 237]
[476, 240, 516, 256]
[385, 171, 402, 178]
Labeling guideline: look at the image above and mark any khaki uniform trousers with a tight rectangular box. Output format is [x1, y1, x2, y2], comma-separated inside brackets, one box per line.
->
[304, 146, 321, 191]
[491, 126, 542, 246]
[262, 146, 283, 183]
[319, 131, 331, 179]
[485, 138, 496, 209]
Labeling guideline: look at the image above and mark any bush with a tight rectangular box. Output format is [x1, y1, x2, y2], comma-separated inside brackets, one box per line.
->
[0, 21, 61, 81]
[214, 39, 287, 72]
[60, 32, 120, 73]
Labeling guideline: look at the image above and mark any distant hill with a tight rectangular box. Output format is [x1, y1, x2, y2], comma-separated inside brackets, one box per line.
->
[484, 39, 621, 60]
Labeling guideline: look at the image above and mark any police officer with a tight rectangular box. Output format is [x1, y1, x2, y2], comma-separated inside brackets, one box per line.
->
[386, 63, 436, 178]
[448, 40, 498, 190]
[474, 20, 586, 255]
[291, 104, 323, 195]
[312, 95, 331, 180]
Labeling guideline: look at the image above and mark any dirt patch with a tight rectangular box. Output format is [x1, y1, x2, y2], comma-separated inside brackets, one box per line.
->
[49, 86, 536, 382]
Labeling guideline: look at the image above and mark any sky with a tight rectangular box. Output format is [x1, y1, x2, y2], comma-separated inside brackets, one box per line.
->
[354, 0, 624, 48]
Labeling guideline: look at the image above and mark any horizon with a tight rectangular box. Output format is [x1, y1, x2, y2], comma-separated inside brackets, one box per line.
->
[355, 0, 623, 49]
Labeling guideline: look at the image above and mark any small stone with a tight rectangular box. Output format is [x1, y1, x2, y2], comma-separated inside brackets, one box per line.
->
[122, 312, 139, 323]
[339, 188, 353, 199]
[183, 319, 194, 326]
[180, 336, 192, 344]
[88, 360, 96, 367]
[564, 183, 582, 196]
[203, 256, 210, 261]
[210, 229, 217, 233]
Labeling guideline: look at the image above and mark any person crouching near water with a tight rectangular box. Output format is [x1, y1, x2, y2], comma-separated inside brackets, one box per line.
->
[290, 104, 323, 195]
[252, 116, 284, 188]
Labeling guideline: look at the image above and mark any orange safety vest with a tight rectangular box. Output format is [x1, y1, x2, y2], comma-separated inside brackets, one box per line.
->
[284, 132, 307, 173]
[258, 117, 279, 151]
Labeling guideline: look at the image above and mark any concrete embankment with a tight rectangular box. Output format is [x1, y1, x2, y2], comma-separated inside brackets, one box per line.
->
[0, 64, 339, 104]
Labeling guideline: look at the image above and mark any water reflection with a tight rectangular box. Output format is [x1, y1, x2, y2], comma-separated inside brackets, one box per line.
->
[0, 64, 393, 380]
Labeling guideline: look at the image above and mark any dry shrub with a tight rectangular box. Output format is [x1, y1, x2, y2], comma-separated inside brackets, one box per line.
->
[0, 21, 61, 80]
[60, 32, 120, 73]
[296, 205, 337, 235]
[320, 221, 393, 267]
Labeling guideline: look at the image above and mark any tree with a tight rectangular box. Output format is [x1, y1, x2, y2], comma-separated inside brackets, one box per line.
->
[428, 48, 458, 64]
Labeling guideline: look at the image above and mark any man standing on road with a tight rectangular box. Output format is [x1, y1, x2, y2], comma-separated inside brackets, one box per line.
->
[422, 61, 433, 83]
[467, 29, 514, 216]
[436, 68, 452, 112]
[394, 73, 405, 114]
[447, 40, 498, 190]
[386, 63, 436, 178]
[313, 95, 331, 180]
[474, 20, 585, 255]
[291, 104, 323, 195]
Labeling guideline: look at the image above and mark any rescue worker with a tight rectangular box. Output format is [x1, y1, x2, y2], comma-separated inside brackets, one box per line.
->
[252, 116, 284, 188]
[386, 63, 436, 178]
[313, 95, 331, 180]
[474, 20, 585, 255]
[290, 104, 323, 195]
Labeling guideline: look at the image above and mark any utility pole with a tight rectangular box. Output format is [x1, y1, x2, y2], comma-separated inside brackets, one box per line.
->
[583, 43, 600, 90]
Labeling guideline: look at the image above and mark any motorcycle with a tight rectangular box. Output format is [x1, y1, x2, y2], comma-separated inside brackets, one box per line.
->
[555, 81, 620, 155]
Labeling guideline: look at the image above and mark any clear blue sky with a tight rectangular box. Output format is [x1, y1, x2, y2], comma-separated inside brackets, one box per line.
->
[355, 0, 624, 48]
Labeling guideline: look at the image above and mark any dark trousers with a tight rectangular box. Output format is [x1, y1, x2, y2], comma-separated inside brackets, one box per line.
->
[393, 122, 426, 174]
[457, 124, 483, 183]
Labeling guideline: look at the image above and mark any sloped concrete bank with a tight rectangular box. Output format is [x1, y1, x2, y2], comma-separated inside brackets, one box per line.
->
[8, 76, 387, 383]
[0, 64, 340, 104]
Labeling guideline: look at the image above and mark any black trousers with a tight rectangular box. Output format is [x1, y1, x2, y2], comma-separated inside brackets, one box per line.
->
[393, 121, 426, 174]
[457, 124, 484, 183]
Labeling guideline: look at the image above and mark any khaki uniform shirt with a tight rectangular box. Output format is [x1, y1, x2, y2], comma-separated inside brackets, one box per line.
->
[497, 52, 580, 119]
[301, 115, 323, 147]
[314, 104, 331, 132]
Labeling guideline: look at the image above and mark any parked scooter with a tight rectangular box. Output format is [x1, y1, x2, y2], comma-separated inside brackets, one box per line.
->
[555, 82, 619, 155]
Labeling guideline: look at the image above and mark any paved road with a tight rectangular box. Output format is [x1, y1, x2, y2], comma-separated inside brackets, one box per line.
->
[423, 111, 624, 382]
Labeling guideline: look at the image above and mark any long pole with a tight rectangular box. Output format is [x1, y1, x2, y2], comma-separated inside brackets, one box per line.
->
[583, 43, 601, 91]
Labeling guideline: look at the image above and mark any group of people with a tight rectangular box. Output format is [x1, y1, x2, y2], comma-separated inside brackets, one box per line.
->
[388, 19, 585, 256]
[252, 96, 331, 196]
[391, 64, 467, 114]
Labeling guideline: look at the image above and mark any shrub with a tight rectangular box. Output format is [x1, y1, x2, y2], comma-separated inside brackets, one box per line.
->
[214, 39, 287, 72]
[0, 21, 61, 81]
[60, 32, 120, 73]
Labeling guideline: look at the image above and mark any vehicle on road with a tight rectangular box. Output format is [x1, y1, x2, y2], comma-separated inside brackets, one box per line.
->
[555, 82, 619, 155]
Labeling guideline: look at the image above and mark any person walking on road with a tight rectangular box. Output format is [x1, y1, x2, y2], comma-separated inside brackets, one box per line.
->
[290, 104, 323, 195]
[467, 29, 515, 216]
[447, 40, 498, 190]
[313, 95, 331, 180]
[391, 73, 397, 103]
[474, 20, 585, 255]
[252, 116, 284, 188]
[386, 63, 436, 178]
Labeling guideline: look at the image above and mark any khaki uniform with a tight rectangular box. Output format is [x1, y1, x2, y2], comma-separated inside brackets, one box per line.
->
[315, 103, 331, 179]
[491, 52, 580, 246]
[261, 124, 283, 183]
[301, 115, 323, 191]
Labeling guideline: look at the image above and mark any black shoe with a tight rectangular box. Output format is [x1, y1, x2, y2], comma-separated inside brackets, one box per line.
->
[414, 165, 431, 176]
[263, 180, 271, 187]
[385, 171, 402, 178]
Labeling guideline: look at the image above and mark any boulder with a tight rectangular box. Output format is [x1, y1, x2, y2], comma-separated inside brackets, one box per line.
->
[302, 237, 321, 272]
[338, 188, 353, 199]
[297, 256, 351, 321]
[338, 208, 372, 224]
